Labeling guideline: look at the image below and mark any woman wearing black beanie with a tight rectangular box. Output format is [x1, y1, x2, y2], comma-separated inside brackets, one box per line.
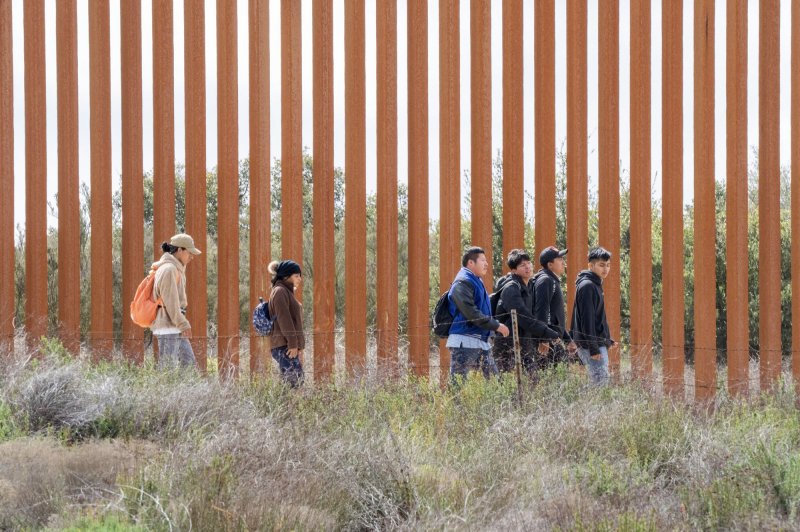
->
[268, 260, 304, 387]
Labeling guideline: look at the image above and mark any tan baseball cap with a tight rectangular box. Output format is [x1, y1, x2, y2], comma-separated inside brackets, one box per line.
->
[170, 233, 202, 255]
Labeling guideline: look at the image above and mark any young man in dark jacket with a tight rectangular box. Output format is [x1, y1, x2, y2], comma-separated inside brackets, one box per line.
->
[570, 247, 615, 386]
[447, 247, 509, 382]
[532, 246, 578, 368]
[494, 249, 559, 376]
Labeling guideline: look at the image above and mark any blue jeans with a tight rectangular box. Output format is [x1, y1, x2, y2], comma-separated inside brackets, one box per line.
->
[272, 346, 304, 387]
[156, 334, 197, 370]
[577, 346, 609, 386]
[449, 346, 498, 384]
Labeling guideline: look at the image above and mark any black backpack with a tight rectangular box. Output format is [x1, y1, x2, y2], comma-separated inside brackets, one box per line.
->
[431, 291, 454, 338]
[489, 277, 520, 317]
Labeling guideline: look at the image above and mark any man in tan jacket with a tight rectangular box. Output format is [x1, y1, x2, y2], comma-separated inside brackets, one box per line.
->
[152, 233, 201, 369]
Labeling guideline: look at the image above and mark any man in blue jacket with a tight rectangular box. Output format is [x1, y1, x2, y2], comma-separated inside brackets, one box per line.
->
[447, 247, 509, 382]
[570, 247, 615, 386]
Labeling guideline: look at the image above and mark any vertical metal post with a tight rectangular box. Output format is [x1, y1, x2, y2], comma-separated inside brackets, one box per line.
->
[471, 0, 492, 291]
[758, 0, 781, 391]
[24, 0, 48, 348]
[249, 0, 270, 379]
[630, 0, 652, 380]
[534, 0, 556, 250]
[439, 0, 460, 384]
[313, 0, 335, 381]
[792, 0, 800, 395]
[408, 0, 429, 376]
[282, 0, 303, 292]
[694, 0, 716, 401]
[502, 0, 523, 267]
[566, 0, 587, 319]
[186, 0, 208, 372]
[0, 0, 13, 356]
[598, 0, 620, 381]
[89, 0, 113, 360]
[377, 0, 398, 376]
[217, 0, 240, 379]
[511, 309, 523, 403]
[152, 0, 175, 255]
[726, 0, 748, 396]
[121, 0, 144, 365]
[345, 0, 367, 374]
[56, 0, 80, 355]
[662, 0, 684, 397]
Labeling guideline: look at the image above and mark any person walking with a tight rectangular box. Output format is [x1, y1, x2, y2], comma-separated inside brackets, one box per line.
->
[446, 246, 509, 383]
[493, 249, 560, 377]
[570, 247, 615, 386]
[532, 246, 578, 369]
[268, 260, 305, 387]
[151, 233, 202, 369]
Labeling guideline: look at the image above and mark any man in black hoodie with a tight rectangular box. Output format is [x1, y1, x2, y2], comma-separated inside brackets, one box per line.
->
[532, 246, 578, 369]
[570, 247, 615, 386]
[494, 249, 560, 376]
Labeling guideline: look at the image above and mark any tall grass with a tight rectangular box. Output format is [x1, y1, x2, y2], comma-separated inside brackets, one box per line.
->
[0, 346, 799, 530]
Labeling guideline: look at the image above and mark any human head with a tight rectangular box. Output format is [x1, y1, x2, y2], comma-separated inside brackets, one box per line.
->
[507, 249, 533, 282]
[462, 246, 489, 277]
[588, 247, 612, 280]
[162, 233, 201, 266]
[269, 260, 303, 289]
[539, 246, 568, 276]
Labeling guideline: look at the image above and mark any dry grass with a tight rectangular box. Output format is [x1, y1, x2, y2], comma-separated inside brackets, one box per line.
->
[0, 343, 799, 530]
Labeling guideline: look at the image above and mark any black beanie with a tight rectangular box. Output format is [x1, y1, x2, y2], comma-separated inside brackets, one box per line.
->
[275, 260, 302, 280]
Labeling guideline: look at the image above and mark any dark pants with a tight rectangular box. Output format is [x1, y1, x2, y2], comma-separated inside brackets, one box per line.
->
[449, 346, 498, 385]
[493, 338, 538, 377]
[271, 346, 304, 387]
[536, 340, 569, 371]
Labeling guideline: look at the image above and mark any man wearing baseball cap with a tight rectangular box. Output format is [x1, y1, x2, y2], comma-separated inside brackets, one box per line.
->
[531, 246, 578, 371]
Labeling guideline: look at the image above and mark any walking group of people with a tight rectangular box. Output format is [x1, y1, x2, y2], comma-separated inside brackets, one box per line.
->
[445, 245, 614, 387]
[144, 232, 305, 387]
[147, 232, 613, 389]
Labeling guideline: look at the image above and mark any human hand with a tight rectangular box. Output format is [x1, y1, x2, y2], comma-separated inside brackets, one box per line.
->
[182, 328, 192, 338]
[496, 324, 510, 337]
[287, 348, 300, 358]
[567, 341, 578, 355]
[538, 342, 550, 355]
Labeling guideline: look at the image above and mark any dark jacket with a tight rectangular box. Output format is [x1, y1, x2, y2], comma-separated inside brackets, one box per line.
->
[494, 273, 559, 342]
[269, 280, 305, 350]
[531, 268, 572, 346]
[448, 268, 500, 341]
[570, 270, 613, 355]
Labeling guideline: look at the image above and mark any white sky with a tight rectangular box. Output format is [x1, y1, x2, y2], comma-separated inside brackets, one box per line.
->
[8, 0, 796, 228]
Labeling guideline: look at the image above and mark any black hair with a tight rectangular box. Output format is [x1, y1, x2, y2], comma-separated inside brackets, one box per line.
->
[507, 249, 531, 270]
[462, 247, 485, 267]
[161, 242, 180, 254]
[588, 247, 612, 262]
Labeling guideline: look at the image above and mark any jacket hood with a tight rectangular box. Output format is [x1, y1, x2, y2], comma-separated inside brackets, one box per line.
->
[577, 270, 602, 286]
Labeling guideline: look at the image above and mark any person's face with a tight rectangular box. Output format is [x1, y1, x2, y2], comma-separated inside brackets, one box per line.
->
[467, 254, 489, 277]
[548, 256, 566, 277]
[589, 259, 611, 280]
[288, 273, 303, 289]
[175, 248, 194, 266]
[512, 260, 534, 283]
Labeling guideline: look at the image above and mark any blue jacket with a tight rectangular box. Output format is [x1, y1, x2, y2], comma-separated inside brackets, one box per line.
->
[448, 268, 499, 341]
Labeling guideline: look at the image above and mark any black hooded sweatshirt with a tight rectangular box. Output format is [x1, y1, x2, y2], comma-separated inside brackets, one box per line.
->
[494, 273, 559, 343]
[570, 269, 613, 355]
[531, 268, 572, 346]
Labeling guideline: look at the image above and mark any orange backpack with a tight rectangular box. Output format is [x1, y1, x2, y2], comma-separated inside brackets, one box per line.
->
[130, 265, 162, 328]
